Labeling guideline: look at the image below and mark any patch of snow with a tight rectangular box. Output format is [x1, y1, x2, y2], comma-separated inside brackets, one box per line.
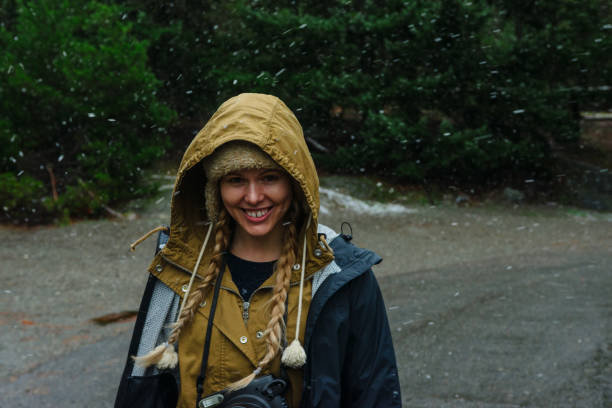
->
[319, 187, 416, 216]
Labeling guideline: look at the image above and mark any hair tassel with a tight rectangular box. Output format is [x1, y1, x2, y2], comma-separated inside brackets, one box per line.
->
[281, 339, 306, 368]
[132, 342, 178, 370]
[225, 367, 262, 392]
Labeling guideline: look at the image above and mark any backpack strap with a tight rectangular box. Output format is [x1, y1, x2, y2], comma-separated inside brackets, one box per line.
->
[155, 227, 170, 254]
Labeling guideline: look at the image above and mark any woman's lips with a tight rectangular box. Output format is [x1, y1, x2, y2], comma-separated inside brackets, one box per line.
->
[243, 207, 272, 222]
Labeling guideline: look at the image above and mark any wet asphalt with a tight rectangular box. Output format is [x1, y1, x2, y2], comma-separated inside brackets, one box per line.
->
[382, 252, 611, 407]
[1, 190, 611, 407]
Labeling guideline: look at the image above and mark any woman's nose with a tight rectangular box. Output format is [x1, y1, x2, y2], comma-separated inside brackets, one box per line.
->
[244, 182, 263, 205]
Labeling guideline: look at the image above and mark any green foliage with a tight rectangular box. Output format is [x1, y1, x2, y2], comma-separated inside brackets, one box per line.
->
[0, 0, 175, 223]
[203, 0, 610, 185]
[1, 0, 609, 223]
[121, 1, 232, 136]
[0, 172, 44, 221]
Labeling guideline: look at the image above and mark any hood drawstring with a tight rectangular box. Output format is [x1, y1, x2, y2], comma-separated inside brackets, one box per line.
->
[133, 222, 214, 370]
[177, 222, 214, 320]
[281, 213, 311, 369]
[130, 225, 169, 252]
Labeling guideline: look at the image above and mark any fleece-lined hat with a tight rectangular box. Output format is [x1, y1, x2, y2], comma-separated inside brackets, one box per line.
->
[202, 141, 281, 222]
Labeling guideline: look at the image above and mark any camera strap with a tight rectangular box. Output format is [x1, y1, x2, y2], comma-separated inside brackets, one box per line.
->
[195, 255, 226, 405]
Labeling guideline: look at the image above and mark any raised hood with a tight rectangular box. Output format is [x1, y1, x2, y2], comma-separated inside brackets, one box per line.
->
[159, 93, 332, 280]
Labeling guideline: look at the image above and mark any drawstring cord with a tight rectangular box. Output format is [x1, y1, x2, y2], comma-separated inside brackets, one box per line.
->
[281, 213, 311, 368]
[130, 225, 169, 252]
[177, 222, 214, 320]
[295, 214, 310, 340]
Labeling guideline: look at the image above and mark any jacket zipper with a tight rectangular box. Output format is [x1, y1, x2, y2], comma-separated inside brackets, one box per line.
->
[236, 273, 317, 325]
[223, 272, 317, 325]
[223, 285, 297, 325]
[242, 301, 250, 323]
[221, 286, 273, 325]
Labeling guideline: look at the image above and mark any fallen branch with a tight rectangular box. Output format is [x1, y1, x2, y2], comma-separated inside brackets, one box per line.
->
[90, 310, 138, 325]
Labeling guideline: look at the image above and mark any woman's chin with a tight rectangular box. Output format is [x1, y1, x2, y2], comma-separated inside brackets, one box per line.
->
[234, 217, 278, 238]
[240, 224, 277, 239]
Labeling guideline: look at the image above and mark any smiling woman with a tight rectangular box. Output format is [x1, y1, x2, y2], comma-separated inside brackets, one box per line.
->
[201, 143, 294, 261]
[219, 167, 292, 259]
[115, 93, 401, 408]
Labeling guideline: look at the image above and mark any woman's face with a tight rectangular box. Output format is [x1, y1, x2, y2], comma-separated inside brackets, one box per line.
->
[220, 168, 293, 240]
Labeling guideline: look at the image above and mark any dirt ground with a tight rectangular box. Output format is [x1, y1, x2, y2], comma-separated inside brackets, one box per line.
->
[1, 180, 611, 407]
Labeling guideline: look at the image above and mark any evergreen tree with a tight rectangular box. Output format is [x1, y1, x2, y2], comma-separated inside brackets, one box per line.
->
[0, 0, 175, 222]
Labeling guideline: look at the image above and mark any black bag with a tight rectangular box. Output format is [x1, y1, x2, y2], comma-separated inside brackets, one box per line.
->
[118, 372, 179, 408]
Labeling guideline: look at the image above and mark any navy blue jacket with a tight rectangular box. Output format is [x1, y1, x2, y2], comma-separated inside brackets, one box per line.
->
[115, 232, 401, 408]
[302, 234, 401, 407]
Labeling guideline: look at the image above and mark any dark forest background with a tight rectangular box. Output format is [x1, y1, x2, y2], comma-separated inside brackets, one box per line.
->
[1, 0, 610, 223]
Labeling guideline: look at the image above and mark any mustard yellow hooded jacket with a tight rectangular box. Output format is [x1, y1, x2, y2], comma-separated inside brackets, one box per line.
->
[146, 93, 334, 407]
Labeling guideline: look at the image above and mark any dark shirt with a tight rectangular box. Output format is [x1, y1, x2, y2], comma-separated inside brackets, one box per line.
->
[227, 253, 276, 301]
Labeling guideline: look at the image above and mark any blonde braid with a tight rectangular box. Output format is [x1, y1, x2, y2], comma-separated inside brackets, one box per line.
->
[262, 221, 297, 361]
[168, 209, 231, 345]
[227, 213, 298, 391]
[132, 210, 232, 369]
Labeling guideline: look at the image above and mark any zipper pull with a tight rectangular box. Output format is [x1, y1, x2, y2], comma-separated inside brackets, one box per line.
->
[242, 301, 250, 323]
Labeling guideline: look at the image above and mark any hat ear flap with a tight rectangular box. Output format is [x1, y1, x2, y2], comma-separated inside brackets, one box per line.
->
[204, 173, 220, 223]
[290, 181, 308, 223]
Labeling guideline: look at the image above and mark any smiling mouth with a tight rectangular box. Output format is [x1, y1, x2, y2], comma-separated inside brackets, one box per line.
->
[243, 207, 272, 220]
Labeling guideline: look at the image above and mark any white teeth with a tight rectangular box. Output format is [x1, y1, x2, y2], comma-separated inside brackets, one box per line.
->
[246, 208, 269, 218]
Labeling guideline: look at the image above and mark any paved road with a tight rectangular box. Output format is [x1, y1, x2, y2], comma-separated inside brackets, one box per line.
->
[2, 250, 610, 407]
[383, 251, 612, 407]
[1, 195, 611, 407]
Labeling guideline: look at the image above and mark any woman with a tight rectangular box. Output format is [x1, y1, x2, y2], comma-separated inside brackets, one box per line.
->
[115, 93, 401, 407]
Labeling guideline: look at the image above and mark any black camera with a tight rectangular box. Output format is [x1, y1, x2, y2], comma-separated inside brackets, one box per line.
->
[198, 375, 288, 408]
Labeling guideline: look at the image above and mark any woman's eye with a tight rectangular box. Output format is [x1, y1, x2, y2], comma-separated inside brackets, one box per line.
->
[262, 174, 280, 183]
[225, 176, 244, 184]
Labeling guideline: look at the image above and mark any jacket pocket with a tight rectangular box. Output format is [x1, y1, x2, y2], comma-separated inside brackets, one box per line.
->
[115, 372, 178, 408]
